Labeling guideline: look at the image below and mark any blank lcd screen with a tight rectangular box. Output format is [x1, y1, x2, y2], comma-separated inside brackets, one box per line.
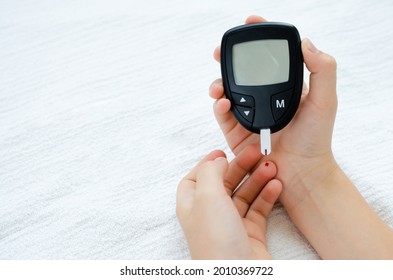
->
[232, 39, 289, 86]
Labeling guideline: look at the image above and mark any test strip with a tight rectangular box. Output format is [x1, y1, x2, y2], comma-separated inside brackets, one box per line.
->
[260, 128, 271, 155]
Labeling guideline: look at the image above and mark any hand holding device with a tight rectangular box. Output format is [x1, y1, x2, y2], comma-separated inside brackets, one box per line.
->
[211, 15, 339, 210]
[220, 23, 303, 155]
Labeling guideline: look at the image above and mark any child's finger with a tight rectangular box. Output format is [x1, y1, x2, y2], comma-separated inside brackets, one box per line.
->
[244, 179, 283, 239]
[213, 100, 237, 134]
[232, 161, 277, 217]
[213, 99, 255, 154]
[302, 81, 309, 96]
[302, 38, 338, 114]
[213, 98, 231, 115]
[177, 150, 226, 220]
[245, 15, 267, 24]
[213, 46, 220, 63]
[182, 150, 226, 183]
[195, 157, 229, 197]
[209, 79, 224, 99]
[176, 178, 196, 221]
[223, 144, 262, 195]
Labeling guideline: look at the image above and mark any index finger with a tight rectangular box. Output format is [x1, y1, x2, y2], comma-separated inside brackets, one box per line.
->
[182, 150, 226, 182]
[177, 150, 226, 218]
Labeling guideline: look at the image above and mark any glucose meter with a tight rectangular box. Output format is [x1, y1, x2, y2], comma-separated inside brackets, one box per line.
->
[220, 22, 303, 155]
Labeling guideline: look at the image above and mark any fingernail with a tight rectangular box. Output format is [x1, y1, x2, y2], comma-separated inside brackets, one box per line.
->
[306, 38, 319, 53]
[214, 157, 227, 162]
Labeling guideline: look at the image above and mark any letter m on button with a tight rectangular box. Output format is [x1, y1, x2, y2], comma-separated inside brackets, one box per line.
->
[276, 99, 285, 108]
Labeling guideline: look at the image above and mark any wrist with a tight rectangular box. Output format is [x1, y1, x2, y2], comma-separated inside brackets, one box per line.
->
[278, 154, 393, 259]
[278, 151, 339, 211]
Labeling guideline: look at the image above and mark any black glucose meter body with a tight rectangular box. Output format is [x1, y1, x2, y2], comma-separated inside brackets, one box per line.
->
[220, 22, 303, 155]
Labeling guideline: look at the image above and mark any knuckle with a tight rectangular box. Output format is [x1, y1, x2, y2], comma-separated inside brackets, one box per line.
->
[199, 161, 215, 174]
[323, 54, 337, 70]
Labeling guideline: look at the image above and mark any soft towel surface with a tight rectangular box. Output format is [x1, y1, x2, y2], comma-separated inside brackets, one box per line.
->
[1, 0, 393, 259]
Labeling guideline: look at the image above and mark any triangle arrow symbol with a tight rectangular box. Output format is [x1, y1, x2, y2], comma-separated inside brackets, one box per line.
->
[240, 97, 246, 103]
[244, 110, 250, 116]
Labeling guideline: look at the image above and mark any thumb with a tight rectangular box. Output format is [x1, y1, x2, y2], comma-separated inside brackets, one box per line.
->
[195, 157, 229, 197]
[302, 38, 338, 112]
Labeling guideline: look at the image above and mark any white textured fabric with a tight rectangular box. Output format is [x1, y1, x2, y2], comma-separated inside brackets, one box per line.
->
[1, 0, 393, 259]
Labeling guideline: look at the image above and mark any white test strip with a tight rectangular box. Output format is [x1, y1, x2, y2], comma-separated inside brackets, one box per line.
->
[260, 128, 271, 155]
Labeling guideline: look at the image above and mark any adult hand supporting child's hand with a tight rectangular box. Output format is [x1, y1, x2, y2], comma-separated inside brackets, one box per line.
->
[176, 145, 282, 259]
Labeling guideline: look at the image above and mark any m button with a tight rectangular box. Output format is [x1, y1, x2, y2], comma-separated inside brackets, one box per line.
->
[271, 90, 291, 121]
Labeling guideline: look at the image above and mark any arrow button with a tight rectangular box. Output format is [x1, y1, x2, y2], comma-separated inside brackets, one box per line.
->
[236, 105, 254, 123]
[232, 93, 254, 107]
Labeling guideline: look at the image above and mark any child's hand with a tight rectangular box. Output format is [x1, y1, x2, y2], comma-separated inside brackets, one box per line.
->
[176, 145, 282, 259]
[210, 15, 338, 209]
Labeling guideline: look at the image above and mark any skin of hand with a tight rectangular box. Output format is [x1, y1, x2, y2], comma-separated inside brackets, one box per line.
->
[210, 15, 338, 210]
[210, 15, 393, 259]
[176, 145, 282, 259]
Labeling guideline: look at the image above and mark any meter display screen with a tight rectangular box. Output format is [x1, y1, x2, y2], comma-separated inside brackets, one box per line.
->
[232, 39, 289, 86]
[220, 22, 303, 135]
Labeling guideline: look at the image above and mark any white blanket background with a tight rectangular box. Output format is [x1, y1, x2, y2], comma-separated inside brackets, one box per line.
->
[1, 0, 393, 259]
